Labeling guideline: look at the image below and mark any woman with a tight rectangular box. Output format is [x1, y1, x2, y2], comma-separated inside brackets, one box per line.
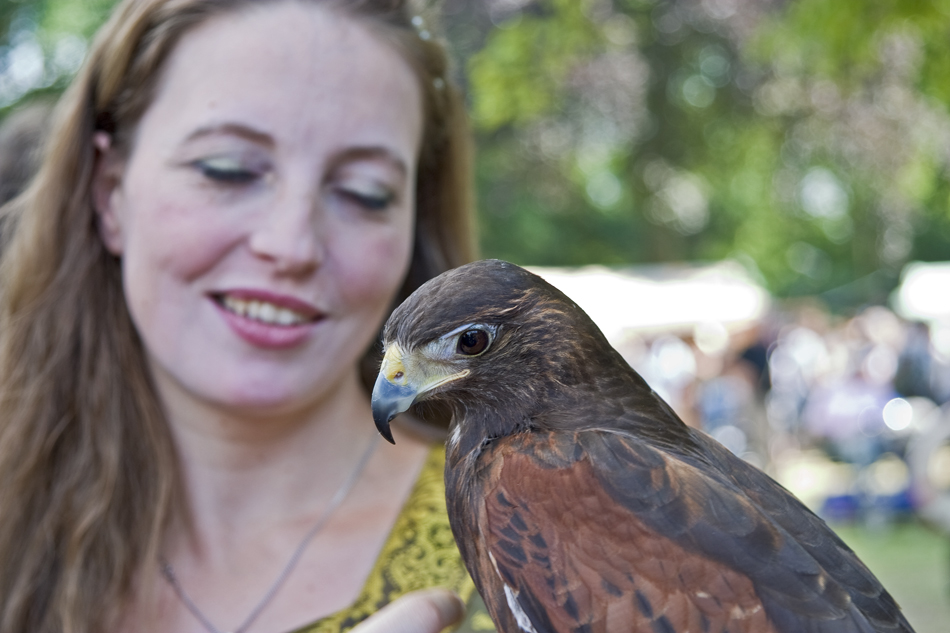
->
[0, 0, 477, 631]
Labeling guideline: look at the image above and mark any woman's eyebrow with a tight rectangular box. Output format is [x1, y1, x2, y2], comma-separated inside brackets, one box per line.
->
[329, 146, 409, 178]
[182, 122, 274, 147]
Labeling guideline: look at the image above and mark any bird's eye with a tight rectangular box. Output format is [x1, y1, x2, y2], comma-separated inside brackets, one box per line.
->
[457, 328, 491, 356]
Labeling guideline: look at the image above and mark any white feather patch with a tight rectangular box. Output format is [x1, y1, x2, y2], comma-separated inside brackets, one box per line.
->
[503, 584, 539, 633]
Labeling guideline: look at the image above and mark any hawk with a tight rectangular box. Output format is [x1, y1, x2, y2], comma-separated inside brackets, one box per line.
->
[371, 259, 914, 633]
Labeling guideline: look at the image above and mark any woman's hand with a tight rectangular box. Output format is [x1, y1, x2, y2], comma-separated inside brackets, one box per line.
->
[352, 589, 465, 633]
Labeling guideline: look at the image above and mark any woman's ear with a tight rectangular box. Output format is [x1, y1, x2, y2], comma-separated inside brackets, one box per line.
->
[91, 131, 125, 255]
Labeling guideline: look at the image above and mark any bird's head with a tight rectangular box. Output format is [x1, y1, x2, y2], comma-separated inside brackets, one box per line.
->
[371, 259, 626, 445]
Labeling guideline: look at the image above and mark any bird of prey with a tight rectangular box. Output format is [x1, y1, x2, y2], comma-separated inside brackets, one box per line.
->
[371, 259, 914, 633]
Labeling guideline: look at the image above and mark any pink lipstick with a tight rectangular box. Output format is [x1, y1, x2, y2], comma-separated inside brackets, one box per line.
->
[211, 289, 322, 349]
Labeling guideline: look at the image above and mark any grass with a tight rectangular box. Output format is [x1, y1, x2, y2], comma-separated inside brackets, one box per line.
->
[831, 519, 950, 633]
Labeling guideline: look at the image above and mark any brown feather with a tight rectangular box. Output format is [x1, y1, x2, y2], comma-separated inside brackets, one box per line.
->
[456, 434, 780, 633]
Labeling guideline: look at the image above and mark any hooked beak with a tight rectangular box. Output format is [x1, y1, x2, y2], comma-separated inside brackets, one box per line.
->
[371, 343, 469, 444]
[371, 344, 417, 444]
[372, 378, 413, 444]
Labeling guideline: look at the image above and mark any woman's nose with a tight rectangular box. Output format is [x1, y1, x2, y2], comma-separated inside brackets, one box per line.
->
[247, 188, 323, 276]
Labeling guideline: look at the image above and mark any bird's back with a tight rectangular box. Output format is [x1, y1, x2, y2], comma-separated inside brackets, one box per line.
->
[446, 416, 914, 633]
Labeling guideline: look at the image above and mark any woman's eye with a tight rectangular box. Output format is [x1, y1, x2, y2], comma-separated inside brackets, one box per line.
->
[457, 329, 491, 356]
[336, 183, 395, 211]
[194, 157, 258, 184]
[342, 190, 392, 210]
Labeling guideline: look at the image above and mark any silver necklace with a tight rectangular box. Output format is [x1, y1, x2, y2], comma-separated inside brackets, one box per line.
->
[161, 437, 379, 633]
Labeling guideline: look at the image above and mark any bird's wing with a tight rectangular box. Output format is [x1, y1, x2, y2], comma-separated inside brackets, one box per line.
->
[448, 469, 523, 633]
[691, 433, 912, 633]
[475, 429, 910, 633]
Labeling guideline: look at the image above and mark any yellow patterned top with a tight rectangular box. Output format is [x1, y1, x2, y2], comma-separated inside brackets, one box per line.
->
[290, 445, 495, 633]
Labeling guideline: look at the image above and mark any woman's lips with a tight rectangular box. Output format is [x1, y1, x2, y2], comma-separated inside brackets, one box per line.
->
[211, 289, 323, 349]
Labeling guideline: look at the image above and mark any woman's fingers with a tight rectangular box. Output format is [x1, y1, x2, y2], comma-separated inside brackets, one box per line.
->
[352, 588, 465, 633]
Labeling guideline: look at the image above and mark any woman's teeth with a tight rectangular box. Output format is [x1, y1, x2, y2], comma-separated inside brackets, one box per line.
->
[220, 295, 310, 326]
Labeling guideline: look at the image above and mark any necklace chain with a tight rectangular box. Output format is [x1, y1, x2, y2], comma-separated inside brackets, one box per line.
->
[161, 437, 380, 633]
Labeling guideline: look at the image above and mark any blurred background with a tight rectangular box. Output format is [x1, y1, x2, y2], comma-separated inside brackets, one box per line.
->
[0, 0, 949, 629]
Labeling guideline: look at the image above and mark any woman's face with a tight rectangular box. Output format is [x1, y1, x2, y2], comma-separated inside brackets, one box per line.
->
[94, 3, 422, 416]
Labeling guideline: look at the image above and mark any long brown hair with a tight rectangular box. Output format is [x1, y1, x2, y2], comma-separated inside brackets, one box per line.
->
[0, 0, 474, 630]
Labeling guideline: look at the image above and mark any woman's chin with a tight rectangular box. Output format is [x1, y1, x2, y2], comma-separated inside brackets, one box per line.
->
[209, 373, 361, 422]
[214, 388, 317, 419]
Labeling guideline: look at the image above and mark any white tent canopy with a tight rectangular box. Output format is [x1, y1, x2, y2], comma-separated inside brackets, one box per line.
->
[892, 261, 950, 323]
[527, 260, 771, 344]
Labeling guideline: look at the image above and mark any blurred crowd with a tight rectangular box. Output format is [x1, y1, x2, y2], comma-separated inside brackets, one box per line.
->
[618, 304, 950, 531]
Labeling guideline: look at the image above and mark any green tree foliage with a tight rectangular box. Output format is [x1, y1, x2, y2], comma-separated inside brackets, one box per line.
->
[0, 0, 948, 307]
[458, 0, 950, 305]
[0, 0, 113, 105]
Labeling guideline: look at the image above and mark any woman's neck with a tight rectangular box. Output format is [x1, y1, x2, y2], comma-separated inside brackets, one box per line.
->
[119, 364, 433, 633]
[156, 365, 380, 551]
